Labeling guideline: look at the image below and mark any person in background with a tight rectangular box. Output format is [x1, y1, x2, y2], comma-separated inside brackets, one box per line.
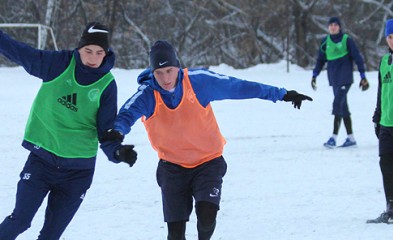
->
[367, 18, 393, 224]
[101, 40, 312, 240]
[0, 22, 136, 240]
[311, 16, 369, 148]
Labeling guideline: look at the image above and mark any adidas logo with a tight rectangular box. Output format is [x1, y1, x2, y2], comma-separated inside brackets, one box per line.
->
[57, 93, 78, 112]
[332, 47, 343, 55]
[383, 72, 392, 84]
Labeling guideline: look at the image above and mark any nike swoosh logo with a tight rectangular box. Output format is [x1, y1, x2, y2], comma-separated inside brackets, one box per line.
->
[159, 61, 168, 66]
[87, 26, 109, 34]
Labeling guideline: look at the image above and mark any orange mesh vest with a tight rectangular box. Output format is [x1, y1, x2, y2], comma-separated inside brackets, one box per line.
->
[142, 68, 226, 168]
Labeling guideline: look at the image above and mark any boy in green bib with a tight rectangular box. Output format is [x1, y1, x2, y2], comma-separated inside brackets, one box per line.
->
[311, 17, 369, 148]
[0, 22, 137, 240]
[368, 18, 393, 224]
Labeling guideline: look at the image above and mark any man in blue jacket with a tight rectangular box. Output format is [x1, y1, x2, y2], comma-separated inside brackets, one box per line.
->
[102, 40, 312, 240]
[0, 22, 136, 240]
[311, 17, 369, 148]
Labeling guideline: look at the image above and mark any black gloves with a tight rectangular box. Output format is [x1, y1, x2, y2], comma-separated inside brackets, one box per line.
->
[374, 123, 380, 139]
[359, 78, 369, 91]
[311, 77, 317, 91]
[313, 77, 369, 91]
[101, 129, 124, 142]
[115, 145, 137, 167]
[101, 129, 137, 167]
[283, 90, 313, 109]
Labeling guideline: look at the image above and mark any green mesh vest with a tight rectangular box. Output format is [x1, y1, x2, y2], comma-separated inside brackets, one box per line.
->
[325, 34, 349, 60]
[379, 54, 393, 127]
[24, 56, 114, 158]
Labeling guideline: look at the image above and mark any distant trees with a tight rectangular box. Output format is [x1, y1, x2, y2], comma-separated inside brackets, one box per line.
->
[0, 0, 392, 70]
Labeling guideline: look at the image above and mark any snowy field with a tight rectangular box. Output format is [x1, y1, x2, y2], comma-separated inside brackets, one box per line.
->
[0, 61, 391, 239]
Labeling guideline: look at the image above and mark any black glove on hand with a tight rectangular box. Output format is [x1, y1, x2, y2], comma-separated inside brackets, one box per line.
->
[359, 78, 369, 91]
[311, 77, 317, 91]
[283, 90, 313, 109]
[374, 123, 380, 139]
[101, 129, 124, 142]
[115, 145, 137, 167]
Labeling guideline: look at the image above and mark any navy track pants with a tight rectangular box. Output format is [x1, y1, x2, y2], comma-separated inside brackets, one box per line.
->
[0, 153, 94, 240]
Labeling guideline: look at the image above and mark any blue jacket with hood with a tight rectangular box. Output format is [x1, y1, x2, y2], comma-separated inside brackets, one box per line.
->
[0, 30, 121, 169]
[312, 31, 366, 86]
[113, 67, 288, 136]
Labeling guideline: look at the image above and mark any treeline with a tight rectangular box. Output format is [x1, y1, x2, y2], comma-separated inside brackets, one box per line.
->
[0, 0, 392, 70]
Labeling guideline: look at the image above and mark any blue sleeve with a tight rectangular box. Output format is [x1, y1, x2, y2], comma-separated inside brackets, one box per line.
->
[347, 37, 366, 79]
[188, 69, 287, 107]
[97, 81, 118, 138]
[114, 84, 155, 135]
[312, 39, 327, 78]
[100, 141, 121, 163]
[0, 30, 71, 81]
[98, 81, 122, 163]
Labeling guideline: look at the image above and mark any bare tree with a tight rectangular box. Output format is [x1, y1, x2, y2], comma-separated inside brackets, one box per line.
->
[0, 0, 392, 70]
[40, 0, 58, 49]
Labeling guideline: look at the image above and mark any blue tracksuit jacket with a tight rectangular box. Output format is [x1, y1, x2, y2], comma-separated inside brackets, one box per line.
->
[114, 67, 287, 135]
[312, 31, 366, 86]
[0, 30, 120, 169]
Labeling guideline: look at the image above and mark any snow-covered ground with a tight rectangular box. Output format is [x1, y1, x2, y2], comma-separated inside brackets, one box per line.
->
[1, 61, 391, 239]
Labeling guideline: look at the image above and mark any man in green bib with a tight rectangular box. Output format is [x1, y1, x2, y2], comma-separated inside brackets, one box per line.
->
[311, 17, 369, 149]
[0, 22, 137, 240]
[367, 18, 393, 224]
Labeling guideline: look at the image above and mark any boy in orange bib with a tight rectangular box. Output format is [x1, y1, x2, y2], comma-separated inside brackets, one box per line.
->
[103, 40, 312, 239]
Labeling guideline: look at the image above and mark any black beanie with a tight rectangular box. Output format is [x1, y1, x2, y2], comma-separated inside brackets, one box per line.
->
[149, 40, 180, 72]
[78, 22, 109, 52]
[328, 17, 341, 27]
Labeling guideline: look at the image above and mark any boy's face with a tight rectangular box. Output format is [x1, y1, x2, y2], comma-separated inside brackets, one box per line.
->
[153, 66, 180, 91]
[78, 45, 106, 68]
[328, 23, 340, 35]
[387, 34, 393, 51]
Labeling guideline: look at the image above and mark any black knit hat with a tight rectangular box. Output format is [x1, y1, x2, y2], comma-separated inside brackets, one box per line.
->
[78, 22, 109, 52]
[149, 40, 180, 72]
[328, 17, 341, 27]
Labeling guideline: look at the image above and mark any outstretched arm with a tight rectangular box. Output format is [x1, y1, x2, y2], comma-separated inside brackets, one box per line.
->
[0, 30, 69, 80]
[189, 68, 312, 109]
[189, 69, 287, 106]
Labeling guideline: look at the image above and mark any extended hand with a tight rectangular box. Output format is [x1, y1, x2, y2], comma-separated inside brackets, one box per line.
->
[283, 90, 313, 109]
[115, 145, 137, 167]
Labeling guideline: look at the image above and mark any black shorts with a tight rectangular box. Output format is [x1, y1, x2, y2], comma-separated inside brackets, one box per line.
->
[332, 84, 351, 117]
[156, 156, 227, 222]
